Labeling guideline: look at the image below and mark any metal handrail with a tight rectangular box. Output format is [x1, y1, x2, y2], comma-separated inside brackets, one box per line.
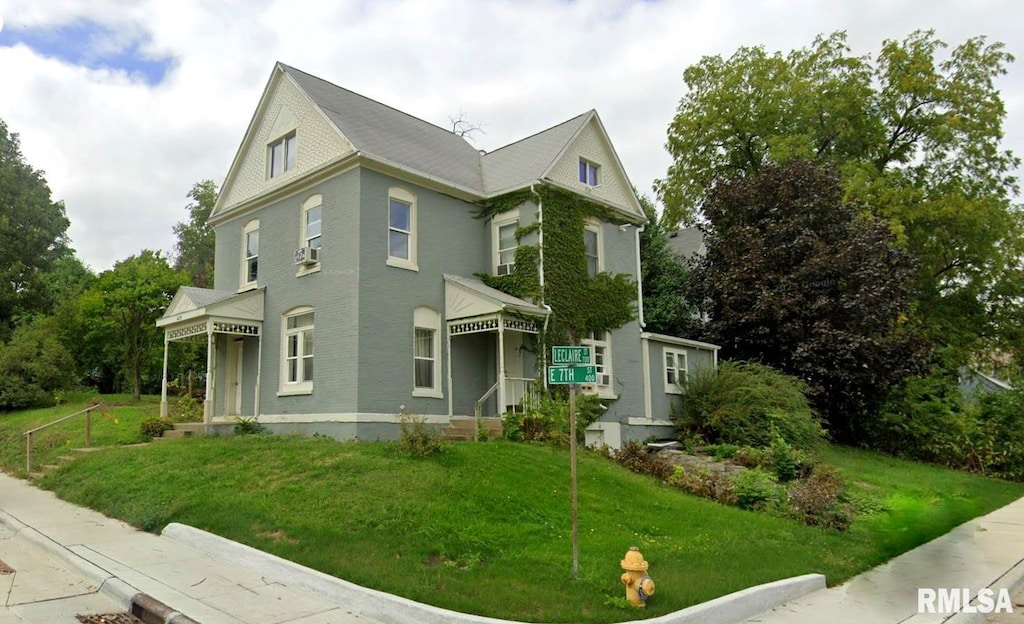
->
[474, 381, 500, 419]
[23, 404, 101, 473]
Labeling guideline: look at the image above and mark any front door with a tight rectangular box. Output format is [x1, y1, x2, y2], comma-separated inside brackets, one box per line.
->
[226, 340, 243, 416]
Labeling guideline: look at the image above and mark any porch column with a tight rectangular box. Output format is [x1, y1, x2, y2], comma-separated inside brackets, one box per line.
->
[497, 318, 506, 414]
[204, 325, 214, 424]
[254, 331, 263, 418]
[160, 335, 170, 418]
[446, 324, 453, 417]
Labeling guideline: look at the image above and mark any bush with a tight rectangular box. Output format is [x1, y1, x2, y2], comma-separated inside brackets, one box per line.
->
[397, 407, 444, 458]
[139, 418, 173, 440]
[605, 440, 674, 480]
[673, 362, 826, 450]
[0, 318, 76, 411]
[730, 468, 780, 510]
[502, 393, 605, 445]
[786, 466, 852, 530]
[170, 394, 204, 423]
[234, 417, 267, 436]
[666, 466, 738, 505]
[769, 436, 800, 482]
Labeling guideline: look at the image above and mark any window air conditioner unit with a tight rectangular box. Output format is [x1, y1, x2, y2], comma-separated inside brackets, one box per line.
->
[598, 374, 610, 386]
[497, 262, 514, 276]
[295, 246, 320, 266]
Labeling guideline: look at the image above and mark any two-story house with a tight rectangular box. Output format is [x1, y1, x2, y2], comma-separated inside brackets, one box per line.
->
[156, 62, 718, 448]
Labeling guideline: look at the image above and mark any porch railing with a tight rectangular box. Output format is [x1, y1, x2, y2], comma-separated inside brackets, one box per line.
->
[23, 404, 101, 473]
[505, 377, 540, 414]
[474, 381, 500, 419]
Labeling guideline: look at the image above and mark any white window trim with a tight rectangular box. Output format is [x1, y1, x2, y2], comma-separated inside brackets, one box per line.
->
[584, 218, 604, 276]
[664, 347, 688, 395]
[492, 209, 520, 275]
[268, 132, 297, 180]
[297, 195, 323, 276]
[279, 306, 314, 396]
[412, 307, 442, 398]
[386, 187, 418, 271]
[579, 157, 600, 187]
[239, 219, 259, 292]
[581, 331, 615, 399]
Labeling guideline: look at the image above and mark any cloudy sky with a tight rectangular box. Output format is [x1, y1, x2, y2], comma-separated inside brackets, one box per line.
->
[0, 0, 1020, 271]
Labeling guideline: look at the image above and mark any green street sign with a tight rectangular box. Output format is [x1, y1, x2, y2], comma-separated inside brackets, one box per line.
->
[552, 346, 592, 365]
[548, 365, 597, 385]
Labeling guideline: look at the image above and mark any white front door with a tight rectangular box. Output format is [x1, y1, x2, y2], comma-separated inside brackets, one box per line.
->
[226, 340, 243, 416]
[503, 332, 523, 378]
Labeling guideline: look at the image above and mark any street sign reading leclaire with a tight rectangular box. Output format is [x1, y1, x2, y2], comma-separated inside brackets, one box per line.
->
[552, 346, 592, 365]
[548, 365, 598, 385]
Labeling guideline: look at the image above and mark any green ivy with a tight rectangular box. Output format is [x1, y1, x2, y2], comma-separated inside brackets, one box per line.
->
[478, 184, 637, 352]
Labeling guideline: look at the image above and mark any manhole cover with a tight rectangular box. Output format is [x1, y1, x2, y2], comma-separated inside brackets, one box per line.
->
[0, 559, 13, 574]
[76, 614, 145, 624]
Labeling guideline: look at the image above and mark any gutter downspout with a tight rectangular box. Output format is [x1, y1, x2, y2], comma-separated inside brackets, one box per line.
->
[542, 304, 552, 391]
[635, 223, 646, 328]
[531, 183, 545, 291]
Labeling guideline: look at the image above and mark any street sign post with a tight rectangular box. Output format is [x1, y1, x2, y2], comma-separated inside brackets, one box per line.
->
[547, 364, 597, 385]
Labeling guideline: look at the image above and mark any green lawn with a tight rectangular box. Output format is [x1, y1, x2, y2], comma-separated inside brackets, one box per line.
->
[18, 428, 1022, 623]
[0, 393, 161, 477]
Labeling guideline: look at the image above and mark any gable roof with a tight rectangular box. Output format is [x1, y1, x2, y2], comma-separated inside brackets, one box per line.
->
[444, 274, 549, 319]
[481, 112, 590, 195]
[667, 227, 706, 259]
[280, 64, 485, 193]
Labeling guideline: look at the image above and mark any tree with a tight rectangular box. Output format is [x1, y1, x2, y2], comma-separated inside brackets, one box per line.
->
[173, 180, 217, 288]
[79, 251, 186, 400]
[0, 118, 72, 338]
[657, 31, 1023, 363]
[689, 160, 926, 442]
[0, 316, 76, 411]
[637, 193, 695, 338]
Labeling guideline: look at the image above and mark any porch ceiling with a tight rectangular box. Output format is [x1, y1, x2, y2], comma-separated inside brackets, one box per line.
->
[443, 274, 549, 321]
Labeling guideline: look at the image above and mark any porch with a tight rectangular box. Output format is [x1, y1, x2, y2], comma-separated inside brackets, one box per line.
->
[156, 287, 265, 423]
[444, 274, 550, 418]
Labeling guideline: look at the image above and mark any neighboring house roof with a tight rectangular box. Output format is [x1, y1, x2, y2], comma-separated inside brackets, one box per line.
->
[480, 112, 591, 195]
[959, 366, 1014, 395]
[667, 227, 706, 259]
[444, 274, 550, 320]
[281, 64, 485, 193]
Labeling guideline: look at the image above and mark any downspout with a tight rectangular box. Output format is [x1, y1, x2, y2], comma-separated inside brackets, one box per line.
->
[542, 304, 552, 391]
[531, 183, 545, 291]
[635, 222, 646, 328]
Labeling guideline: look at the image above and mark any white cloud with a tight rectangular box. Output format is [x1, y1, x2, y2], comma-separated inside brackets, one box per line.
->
[0, 0, 1020, 271]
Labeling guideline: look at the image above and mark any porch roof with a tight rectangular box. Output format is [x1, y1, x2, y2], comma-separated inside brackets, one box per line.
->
[443, 274, 549, 321]
[157, 286, 265, 329]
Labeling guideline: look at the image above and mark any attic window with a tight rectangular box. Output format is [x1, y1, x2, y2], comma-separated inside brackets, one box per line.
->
[579, 158, 599, 187]
[269, 133, 296, 178]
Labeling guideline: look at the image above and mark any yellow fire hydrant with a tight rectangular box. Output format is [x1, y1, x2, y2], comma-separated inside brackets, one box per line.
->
[620, 546, 655, 607]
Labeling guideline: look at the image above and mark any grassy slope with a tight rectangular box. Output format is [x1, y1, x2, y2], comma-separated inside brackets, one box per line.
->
[0, 394, 160, 476]
[37, 435, 1024, 623]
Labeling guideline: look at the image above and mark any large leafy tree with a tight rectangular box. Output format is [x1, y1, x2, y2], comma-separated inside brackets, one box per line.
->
[173, 180, 218, 288]
[637, 193, 695, 338]
[0, 119, 72, 338]
[657, 31, 1023, 363]
[79, 251, 186, 400]
[689, 160, 926, 442]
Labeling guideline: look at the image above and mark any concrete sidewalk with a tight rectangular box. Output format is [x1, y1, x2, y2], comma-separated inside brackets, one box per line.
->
[2, 469, 1024, 624]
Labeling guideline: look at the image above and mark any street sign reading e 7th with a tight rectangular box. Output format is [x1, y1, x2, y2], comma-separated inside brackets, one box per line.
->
[552, 346, 592, 365]
[548, 365, 598, 385]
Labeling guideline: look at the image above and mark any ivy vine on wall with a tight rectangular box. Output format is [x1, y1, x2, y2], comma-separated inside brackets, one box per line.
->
[475, 184, 637, 349]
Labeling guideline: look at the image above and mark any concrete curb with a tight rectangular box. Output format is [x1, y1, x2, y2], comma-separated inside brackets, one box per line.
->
[0, 507, 139, 609]
[163, 522, 826, 624]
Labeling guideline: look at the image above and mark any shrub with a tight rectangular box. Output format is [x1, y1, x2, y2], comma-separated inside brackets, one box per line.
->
[732, 446, 765, 468]
[769, 436, 799, 482]
[666, 466, 738, 505]
[871, 370, 966, 464]
[139, 418, 173, 440]
[502, 394, 606, 445]
[703, 443, 740, 460]
[234, 417, 267, 436]
[607, 441, 674, 480]
[730, 468, 780, 510]
[397, 407, 444, 458]
[0, 318, 76, 411]
[786, 466, 852, 530]
[674, 362, 826, 450]
[170, 394, 204, 423]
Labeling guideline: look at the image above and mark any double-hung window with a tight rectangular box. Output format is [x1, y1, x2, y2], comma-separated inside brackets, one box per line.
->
[494, 213, 519, 275]
[579, 158, 599, 187]
[582, 331, 612, 389]
[269, 132, 296, 179]
[304, 200, 322, 250]
[413, 307, 441, 398]
[241, 219, 259, 288]
[281, 308, 314, 394]
[387, 187, 417, 270]
[664, 348, 687, 394]
[584, 220, 602, 277]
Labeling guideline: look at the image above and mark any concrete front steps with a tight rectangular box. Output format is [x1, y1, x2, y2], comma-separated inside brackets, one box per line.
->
[29, 446, 117, 480]
[441, 417, 503, 441]
[157, 422, 235, 440]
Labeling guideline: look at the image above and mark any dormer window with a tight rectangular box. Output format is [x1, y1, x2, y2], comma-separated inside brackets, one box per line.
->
[579, 158, 599, 187]
[269, 132, 296, 178]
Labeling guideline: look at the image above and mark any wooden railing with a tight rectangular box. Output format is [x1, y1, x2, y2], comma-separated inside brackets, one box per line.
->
[23, 405, 101, 473]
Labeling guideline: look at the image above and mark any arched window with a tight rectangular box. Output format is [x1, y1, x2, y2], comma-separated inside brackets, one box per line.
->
[280, 307, 314, 395]
[412, 306, 441, 397]
[241, 219, 259, 288]
[387, 187, 417, 271]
